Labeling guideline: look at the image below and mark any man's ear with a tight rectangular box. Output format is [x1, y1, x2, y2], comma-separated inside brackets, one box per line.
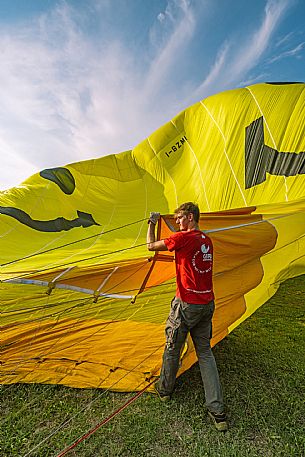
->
[188, 213, 194, 221]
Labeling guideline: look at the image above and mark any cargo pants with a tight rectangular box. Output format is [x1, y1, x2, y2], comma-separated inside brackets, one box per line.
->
[158, 297, 224, 414]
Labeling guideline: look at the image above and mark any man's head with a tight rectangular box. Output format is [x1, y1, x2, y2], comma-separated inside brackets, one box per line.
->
[174, 202, 200, 231]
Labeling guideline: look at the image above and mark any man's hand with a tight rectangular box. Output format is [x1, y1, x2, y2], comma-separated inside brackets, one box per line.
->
[147, 212, 168, 251]
[148, 212, 160, 225]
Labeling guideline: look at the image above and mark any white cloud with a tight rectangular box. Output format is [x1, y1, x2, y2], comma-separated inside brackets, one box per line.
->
[190, 42, 230, 102]
[239, 72, 270, 87]
[231, 0, 290, 76]
[191, 0, 291, 99]
[0, 137, 38, 191]
[157, 13, 166, 23]
[0, 1, 199, 190]
[275, 31, 295, 47]
[144, 1, 195, 101]
[157, 0, 191, 26]
[267, 41, 305, 63]
[0, 0, 296, 190]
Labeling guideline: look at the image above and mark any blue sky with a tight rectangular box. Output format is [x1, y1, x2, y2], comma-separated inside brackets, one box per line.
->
[0, 0, 304, 190]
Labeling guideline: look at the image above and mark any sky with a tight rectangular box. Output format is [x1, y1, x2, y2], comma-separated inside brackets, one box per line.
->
[0, 0, 304, 190]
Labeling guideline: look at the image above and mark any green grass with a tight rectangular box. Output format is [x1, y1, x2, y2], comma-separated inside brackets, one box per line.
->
[1, 276, 304, 457]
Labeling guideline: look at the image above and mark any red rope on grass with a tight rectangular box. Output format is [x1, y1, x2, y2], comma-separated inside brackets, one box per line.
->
[56, 379, 156, 457]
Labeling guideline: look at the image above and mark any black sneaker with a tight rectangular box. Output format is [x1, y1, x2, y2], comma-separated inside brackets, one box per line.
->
[153, 381, 171, 402]
[208, 410, 228, 432]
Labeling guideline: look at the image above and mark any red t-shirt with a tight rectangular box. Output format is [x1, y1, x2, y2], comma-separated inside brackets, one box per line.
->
[164, 229, 214, 304]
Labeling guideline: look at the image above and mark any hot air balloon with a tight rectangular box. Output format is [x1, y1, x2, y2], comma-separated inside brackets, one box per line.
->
[1, 82, 304, 391]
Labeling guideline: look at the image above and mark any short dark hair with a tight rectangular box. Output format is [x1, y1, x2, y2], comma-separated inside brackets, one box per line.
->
[174, 202, 200, 223]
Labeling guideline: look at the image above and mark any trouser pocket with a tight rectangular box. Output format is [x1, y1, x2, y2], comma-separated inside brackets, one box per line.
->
[165, 297, 182, 347]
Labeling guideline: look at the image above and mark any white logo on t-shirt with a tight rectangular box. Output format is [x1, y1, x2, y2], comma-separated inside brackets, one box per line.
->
[201, 244, 209, 254]
[201, 243, 212, 261]
[192, 243, 212, 273]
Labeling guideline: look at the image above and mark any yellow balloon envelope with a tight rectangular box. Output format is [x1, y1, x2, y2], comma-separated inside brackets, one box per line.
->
[0, 82, 304, 391]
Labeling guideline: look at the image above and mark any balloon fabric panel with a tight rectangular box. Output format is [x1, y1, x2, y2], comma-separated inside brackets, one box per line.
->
[0, 82, 304, 391]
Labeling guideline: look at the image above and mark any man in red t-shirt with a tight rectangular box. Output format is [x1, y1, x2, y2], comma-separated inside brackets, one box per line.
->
[147, 202, 227, 432]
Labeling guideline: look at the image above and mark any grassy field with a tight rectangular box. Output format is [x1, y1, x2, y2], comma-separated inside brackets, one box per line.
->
[1, 275, 304, 457]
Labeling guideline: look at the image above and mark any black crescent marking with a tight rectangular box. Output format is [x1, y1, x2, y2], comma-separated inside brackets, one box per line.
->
[0, 207, 99, 232]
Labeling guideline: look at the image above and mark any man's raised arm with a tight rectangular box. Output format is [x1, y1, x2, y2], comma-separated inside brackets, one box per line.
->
[147, 212, 168, 251]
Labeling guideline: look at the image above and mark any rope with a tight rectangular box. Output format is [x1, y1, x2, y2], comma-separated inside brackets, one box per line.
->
[55, 379, 156, 457]
[1, 277, 175, 399]
[21, 342, 163, 457]
[3, 242, 148, 283]
[4, 209, 302, 284]
[0, 294, 99, 391]
[1, 218, 147, 267]
[1, 272, 173, 392]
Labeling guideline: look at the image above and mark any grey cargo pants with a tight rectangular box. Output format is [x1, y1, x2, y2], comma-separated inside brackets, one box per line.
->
[158, 297, 224, 414]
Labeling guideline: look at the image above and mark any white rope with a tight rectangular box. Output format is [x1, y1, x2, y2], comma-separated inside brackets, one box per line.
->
[200, 101, 248, 206]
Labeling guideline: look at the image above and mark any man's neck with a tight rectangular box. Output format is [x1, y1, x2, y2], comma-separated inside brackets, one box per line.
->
[187, 222, 199, 231]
